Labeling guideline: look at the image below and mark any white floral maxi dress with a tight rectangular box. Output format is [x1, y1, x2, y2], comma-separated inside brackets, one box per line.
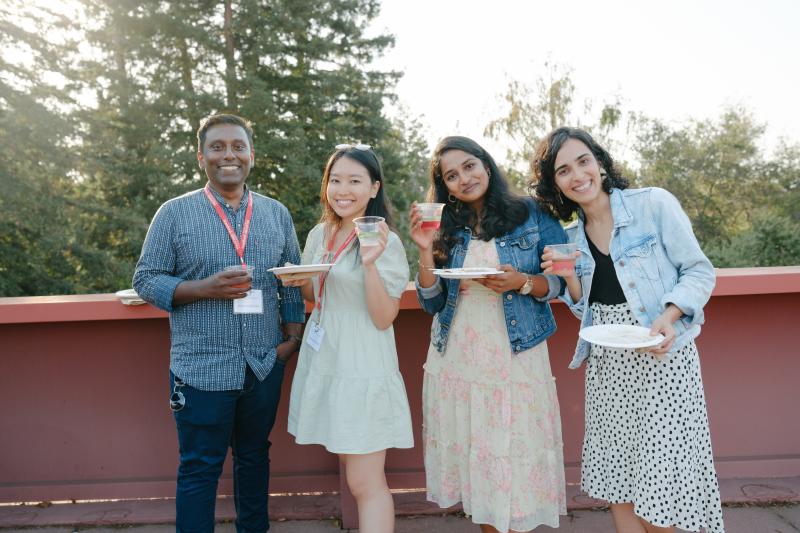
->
[582, 302, 725, 533]
[422, 238, 566, 532]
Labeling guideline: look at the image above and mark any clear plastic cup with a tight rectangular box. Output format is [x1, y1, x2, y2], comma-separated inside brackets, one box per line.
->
[549, 243, 579, 274]
[417, 202, 445, 230]
[353, 216, 385, 248]
[224, 264, 255, 289]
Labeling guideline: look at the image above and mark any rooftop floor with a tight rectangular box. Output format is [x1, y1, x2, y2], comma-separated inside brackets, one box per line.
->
[2, 476, 797, 532]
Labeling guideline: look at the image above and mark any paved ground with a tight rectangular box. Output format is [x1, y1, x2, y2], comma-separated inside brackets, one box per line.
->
[1, 505, 798, 533]
[1, 477, 798, 532]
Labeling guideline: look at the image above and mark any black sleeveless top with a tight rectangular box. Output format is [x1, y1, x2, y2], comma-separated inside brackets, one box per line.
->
[586, 233, 627, 305]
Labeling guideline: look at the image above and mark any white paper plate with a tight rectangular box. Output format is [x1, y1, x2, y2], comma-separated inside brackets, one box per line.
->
[115, 288, 146, 306]
[268, 263, 334, 278]
[579, 324, 665, 349]
[432, 267, 505, 279]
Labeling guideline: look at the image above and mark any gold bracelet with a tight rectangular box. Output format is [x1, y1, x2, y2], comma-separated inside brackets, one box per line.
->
[418, 259, 435, 270]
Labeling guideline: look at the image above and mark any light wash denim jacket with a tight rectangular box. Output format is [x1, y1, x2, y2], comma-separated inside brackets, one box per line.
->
[562, 187, 716, 369]
[416, 198, 567, 355]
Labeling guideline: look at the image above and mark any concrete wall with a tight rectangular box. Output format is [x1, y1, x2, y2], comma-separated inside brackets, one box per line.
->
[1, 267, 799, 504]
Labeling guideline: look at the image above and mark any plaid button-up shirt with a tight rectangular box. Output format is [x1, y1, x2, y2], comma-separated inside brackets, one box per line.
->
[133, 185, 305, 391]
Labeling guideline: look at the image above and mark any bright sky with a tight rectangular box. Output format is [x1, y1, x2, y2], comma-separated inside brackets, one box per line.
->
[369, 0, 800, 163]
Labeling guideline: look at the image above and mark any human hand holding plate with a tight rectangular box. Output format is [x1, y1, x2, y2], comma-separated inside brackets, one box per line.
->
[479, 264, 527, 294]
[431, 267, 505, 279]
[579, 324, 666, 350]
[269, 263, 334, 287]
[636, 307, 680, 356]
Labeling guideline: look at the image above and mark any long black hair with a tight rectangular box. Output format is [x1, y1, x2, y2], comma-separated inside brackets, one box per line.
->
[428, 136, 528, 266]
[529, 127, 629, 221]
[319, 145, 393, 228]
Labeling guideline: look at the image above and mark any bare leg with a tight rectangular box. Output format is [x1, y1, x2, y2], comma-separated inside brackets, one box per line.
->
[340, 450, 394, 533]
[611, 503, 647, 533]
[611, 503, 676, 533]
[640, 518, 675, 533]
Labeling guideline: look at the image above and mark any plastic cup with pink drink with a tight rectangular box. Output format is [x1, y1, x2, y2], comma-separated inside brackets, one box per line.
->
[416, 202, 445, 230]
[548, 243, 579, 275]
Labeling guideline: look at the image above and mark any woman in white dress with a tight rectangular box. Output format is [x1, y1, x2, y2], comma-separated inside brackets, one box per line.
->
[282, 144, 413, 533]
[410, 136, 568, 533]
[532, 127, 725, 533]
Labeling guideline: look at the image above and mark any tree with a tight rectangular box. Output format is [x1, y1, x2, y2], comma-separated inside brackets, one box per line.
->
[0, 1, 90, 295]
[2, 0, 430, 295]
[485, 62, 624, 189]
[635, 109, 764, 244]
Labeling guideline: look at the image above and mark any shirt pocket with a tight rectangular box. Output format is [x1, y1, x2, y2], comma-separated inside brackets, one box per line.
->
[622, 235, 661, 281]
[508, 228, 541, 271]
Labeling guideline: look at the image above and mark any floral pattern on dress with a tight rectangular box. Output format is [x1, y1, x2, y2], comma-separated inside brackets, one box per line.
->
[422, 238, 566, 532]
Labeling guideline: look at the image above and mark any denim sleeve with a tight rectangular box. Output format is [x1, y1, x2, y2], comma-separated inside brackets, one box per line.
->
[415, 273, 446, 315]
[132, 203, 183, 313]
[277, 205, 306, 324]
[534, 205, 568, 302]
[559, 284, 586, 319]
[653, 188, 715, 325]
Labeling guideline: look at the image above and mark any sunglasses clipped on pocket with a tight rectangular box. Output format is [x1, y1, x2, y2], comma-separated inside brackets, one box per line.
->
[170, 376, 186, 412]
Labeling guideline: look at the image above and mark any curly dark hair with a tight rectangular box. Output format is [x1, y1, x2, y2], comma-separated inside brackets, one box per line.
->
[428, 136, 528, 266]
[529, 127, 629, 222]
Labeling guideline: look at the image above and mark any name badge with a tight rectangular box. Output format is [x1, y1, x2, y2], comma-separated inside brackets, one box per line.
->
[306, 323, 325, 352]
[234, 289, 264, 314]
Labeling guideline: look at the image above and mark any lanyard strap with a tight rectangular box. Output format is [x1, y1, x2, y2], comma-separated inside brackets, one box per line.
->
[316, 227, 357, 313]
[203, 184, 253, 265]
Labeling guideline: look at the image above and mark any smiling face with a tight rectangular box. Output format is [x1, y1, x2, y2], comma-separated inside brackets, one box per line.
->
[439, 149, 490, 209]
[325, 155, 380, 223]
[553, 138, 605, 206]
[198, 123, 254, 191]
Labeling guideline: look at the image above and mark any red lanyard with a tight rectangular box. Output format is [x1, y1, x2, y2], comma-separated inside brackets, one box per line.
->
[203, 184, 253, 265]
[316, 227, 357, 312]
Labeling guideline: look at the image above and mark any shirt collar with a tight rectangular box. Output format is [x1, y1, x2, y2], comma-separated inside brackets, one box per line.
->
[206, 183, 250, 210]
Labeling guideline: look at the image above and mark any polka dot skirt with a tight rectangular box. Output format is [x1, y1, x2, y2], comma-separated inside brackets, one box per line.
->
[582, 302, 725, 533]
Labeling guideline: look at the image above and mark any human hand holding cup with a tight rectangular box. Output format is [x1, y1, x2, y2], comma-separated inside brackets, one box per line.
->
[409, 202, 442, 251]
[541, 244, 579, 277]
[198, 264, 254, 299]
[224, 264, 255, 290]
[354, 216, 388, 265]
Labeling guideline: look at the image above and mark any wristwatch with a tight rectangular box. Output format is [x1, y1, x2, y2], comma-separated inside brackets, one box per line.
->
[518, 274, 534, 295]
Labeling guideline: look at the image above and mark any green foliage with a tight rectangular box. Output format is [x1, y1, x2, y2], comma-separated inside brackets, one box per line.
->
[2, 0, 429, 296]
[485, 65, 799, 268]
[485, 61, 624, 189]
[705, 213, 800, 267]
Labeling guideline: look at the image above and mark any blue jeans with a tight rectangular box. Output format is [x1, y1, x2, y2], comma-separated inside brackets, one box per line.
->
[171, 360, 285, 533]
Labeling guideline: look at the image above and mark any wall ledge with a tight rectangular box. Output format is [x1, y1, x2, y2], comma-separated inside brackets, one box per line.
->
[1, 266, 798, 325]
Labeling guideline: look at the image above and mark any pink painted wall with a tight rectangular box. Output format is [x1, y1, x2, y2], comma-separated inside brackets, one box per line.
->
[1, 267, 798, 504]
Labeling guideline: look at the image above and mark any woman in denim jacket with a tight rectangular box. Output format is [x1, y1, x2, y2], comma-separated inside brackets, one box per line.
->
[532, 127, 724, 533]
[410, 136, 568, 533]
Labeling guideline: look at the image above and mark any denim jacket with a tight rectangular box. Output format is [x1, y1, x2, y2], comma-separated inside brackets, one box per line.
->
[562, 187, 716, 369]
[416, 198, 567, 355]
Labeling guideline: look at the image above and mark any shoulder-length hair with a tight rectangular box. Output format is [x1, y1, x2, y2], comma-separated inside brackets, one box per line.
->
[529, 127, 629, 221]
[428, 136, 528, 265]
[319, 146, 393, 228]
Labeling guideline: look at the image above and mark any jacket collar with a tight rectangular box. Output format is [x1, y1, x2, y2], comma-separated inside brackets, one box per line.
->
[575, 188, 632, 229]
[609, 188, 633, 229]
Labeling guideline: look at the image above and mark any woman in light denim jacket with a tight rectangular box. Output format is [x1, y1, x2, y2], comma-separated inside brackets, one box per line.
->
[532, 127, 724, 533]
[409, 136, 568, 533]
